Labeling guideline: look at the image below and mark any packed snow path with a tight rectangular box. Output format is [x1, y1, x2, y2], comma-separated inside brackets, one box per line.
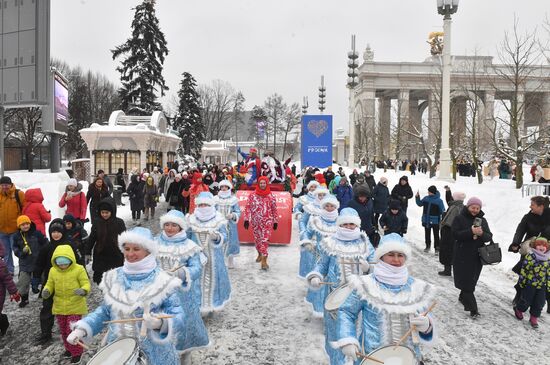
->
[1, 200, 548, 364]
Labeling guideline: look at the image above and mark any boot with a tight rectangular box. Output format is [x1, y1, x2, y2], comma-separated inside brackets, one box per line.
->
[514, 308, 524, 320]
[423, 245, 431, 253]
[529, 315, 539, 328]
[260, 255, 269, 270]
[438, 265, 452, 276]
[0, 314, 9, 336]
[34, 332, 52, 345]
[255, 252, 262, 263]
[18, 294, 29, 308]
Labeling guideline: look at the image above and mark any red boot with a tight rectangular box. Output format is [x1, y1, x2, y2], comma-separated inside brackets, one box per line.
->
[529, 315, 538, 328]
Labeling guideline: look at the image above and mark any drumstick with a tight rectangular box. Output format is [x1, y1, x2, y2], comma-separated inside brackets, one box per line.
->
[77, 341, 89, 350]
[170, 264, 185, 272]
[103, 315, 174, 324]
[319, 281, 337, 285]
[394, 301, 438, 349]
[355, 351, 385, 364]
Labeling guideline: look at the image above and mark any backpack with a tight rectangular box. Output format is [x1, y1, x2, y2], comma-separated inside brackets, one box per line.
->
[14, 189, 22, 213]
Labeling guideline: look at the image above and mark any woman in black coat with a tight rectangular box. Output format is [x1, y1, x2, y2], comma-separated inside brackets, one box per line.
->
[87, 198, 126, 284]
[452, 197, 492, 318]
[126, 175, 145, 221]
[372, 177, 390, 225]
[86, 177, 110, 225]
[165, 175, 184, 212]
[439, 189, 465, 276]
[390, 175, 414, 213]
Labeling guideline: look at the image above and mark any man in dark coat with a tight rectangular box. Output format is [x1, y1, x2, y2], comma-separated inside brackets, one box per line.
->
[452, 197, 492, 318]
[372, 177, 390, 226]
[364, 170, 376, 191]
[415, 185, 446, 253]
[347, 185, 377, 245]
[391, 175, 414, 213]
[324, 166, 336, 188]
[127, 175, 145, 222]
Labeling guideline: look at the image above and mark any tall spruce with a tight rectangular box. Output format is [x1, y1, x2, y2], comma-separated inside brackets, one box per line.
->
[173, 72, 204, 158]
[111, 0, 169, 115]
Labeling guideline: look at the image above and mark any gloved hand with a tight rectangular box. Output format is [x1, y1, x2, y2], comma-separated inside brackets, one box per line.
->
[22, 245, 31, 254]
[67, 328, 86, 345]
[402, 230, 407, 235]
[74, 288, 87, 296]
[31, 277, 41, 294]
[341, 344, 358, 361]
[85, 255, 92, 265]
[143, 311, 162, 330]
[42, 288, 51, 300]
[359, 259, 370, 273]
[273, 223, 278, 230]
[226, 213, 234, 221]
[244, 221, 249, 230]
[209, 232, 221, 242]
[10, 292, 21, 302]
[310, 277, 321, 289]
[410, 315, 431, 333]
[508, 243, 520, 253]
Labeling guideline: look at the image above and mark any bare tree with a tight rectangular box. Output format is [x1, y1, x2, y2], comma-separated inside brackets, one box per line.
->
[279, 102, 301, 160]
[489, 17, 547, 188]
[5, 108, 46, 172]
[263, 93, 285, 155]
[198, 80, 237, 141]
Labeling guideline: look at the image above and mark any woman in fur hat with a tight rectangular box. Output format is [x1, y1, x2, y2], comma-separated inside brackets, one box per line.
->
[307, 208, 375, 365]
[59, 178, 87, 223]
[67, 227, 185, 365]
[187, 192, 231, 312]
[333, 233, 437, 365]
[300, 195, 339, 317]
[293, 180, 319, 214]
[213, 180, 241, 268]
[157, 210, 210, 360]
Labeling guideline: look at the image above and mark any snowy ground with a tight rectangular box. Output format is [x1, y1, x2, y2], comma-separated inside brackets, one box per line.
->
[0, 169, 549, 364]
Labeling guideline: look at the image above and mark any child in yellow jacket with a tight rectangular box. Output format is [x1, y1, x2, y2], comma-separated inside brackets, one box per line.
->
[42, 244, 90, 364]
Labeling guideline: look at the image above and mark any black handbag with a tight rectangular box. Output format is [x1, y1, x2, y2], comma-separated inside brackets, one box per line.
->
[479, 239, 502, 265]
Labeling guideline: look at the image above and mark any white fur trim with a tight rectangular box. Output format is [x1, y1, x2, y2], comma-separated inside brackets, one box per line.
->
[147, 315, 173, 345]
[200, 293, 232, 313]
[219, 180, 233, 189]
[179, 341, 212, 354]
[195, 195, 215, 206]
[159, 214, 187, 231]
[118, 231, 158, 256]
[72, 320, 94, 343]
[303, 203, 322, 216]
[303, 297, 324, 318]
[309, 216, 338, 236]
[375, 240, 412, 262]
[305, 271, 324, 290]
[306, 181, 320, 190]
[187, 212, 227, 233]
[336, 214, 361, 227]
[330, 337, 360, 350]
[300, 239, 315, 253]
[319, 234, 373, 259]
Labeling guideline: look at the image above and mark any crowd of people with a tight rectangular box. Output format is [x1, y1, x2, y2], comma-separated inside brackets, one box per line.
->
[0, 153, 549, 364]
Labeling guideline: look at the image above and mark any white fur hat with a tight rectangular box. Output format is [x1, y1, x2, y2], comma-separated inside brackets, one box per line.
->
[336, 207, 361, 227]
[67, 178, 78, 187]
[195, 191, 215, 206]
[306, 180, 320, 190]
[320, 195, 340, 210]
[219, 179, 233, 190]
[118, 227, 158, 256]
[314, 187, 329, 197]
[374, 233, 412, 262]
[160, 209, 187, 230]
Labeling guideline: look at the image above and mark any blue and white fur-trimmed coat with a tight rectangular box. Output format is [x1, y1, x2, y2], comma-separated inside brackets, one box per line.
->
[298, 201, 323, 278]
[301, 215, 338, 316]
[72, 267, 185, 365]
[293, 193, 315, 214]
[156, 231, 210, 353]
[333, 274, 437, 365]
[187, 212, 231, 312]
[214, 194, 242, 257]
[306, 233, 375, 365]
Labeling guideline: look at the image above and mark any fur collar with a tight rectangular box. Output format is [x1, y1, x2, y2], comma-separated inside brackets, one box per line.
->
[214, 195, 238, 206]
[299, 195, 314, 206]
[157, 239, 202, 260]
[303, 203, 322, 215]
[309, 216, 337, 236]
[100, 268, 182, 315]
[187, 212, 227, 232]
[348, 274, 435, 314]
[319, 233, 372, 259]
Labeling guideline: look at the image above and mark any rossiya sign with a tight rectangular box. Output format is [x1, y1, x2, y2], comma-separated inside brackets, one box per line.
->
[301, 114, 333, 168]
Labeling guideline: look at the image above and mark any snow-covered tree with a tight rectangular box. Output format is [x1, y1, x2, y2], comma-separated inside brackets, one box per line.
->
[172, 72, 204, 159]
[111, 0, 168, 115]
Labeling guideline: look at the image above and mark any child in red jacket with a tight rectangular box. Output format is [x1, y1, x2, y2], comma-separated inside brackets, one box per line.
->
[22, 188, 51, 236]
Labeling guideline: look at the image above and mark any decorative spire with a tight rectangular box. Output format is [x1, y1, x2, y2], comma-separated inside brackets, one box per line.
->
[363, 43, 374, 62]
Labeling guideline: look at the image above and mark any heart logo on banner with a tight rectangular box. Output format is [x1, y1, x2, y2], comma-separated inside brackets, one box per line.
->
[307, 119, 328, 138]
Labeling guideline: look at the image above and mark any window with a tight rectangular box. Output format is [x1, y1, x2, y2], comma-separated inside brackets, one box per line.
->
[95, 151, 109, 174]
[111, 152, 125, 174]
[127, 152, 140, 172]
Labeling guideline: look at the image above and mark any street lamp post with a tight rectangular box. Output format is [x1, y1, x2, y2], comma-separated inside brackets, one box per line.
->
[318, 76, 326, 114]
[347, 35, 359, 167]
[302, 96, 309, 115]
[437, 0, 459, 181]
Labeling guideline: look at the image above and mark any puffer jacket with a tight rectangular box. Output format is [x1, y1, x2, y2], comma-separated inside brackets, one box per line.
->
[44, 244, 90, 315]
[59, 183, 87, 221]
[22, 188, 51, 235]
[0, 184, 25, 234]
[12, 223, 48, 272]
[415, 191, 446, 227]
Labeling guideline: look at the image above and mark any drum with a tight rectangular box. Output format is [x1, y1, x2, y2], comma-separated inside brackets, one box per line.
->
[359, 345, 416, 365]
[324, 283, 352, 312]
[87, 338, 148, 365]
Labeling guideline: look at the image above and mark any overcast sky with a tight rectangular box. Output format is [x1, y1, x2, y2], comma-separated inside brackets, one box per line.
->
[51, 0, 548, 133]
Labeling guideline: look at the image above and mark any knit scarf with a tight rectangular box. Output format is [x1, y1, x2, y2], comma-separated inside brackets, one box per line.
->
[218, 190, 232, 199]
[160, 229, 187, 242]
[122, 254, 157, 275]
[373, 260, 409, 286]
[334, 227, 361, 241]
[255, 176, 271, 196]
[533, 248, 550, 262]
[195, 206, 217, 222]
[321, 209, 339, 221]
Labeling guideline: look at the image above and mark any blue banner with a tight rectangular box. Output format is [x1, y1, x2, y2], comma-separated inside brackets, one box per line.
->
[301, 115, 333, 168]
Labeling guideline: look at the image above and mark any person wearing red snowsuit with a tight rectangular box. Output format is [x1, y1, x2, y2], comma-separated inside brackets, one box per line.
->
[184, 172, 209, 214]
[22, 188, 51, 236]
[243, 176, 278, 270]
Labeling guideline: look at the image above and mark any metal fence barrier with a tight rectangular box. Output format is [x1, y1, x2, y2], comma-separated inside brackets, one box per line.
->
[521, 183, 550, 197]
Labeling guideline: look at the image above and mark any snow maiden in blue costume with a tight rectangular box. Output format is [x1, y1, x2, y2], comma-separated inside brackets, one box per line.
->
[67, 227, 185, 365]
[333, 233, 437, 365]
[306, 208, 375, 365]
[293, 180, 319, 215]
[156, 210, 210, 357]
[298, 185, 327, 278]
[187, 192, 231, 313]
[213, 179, 241, 269]
[301, 194, 339, 316]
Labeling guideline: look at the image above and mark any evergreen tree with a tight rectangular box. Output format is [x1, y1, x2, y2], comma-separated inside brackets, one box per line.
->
[172, 72, 204, 158]
[111, 0, 169, 115]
